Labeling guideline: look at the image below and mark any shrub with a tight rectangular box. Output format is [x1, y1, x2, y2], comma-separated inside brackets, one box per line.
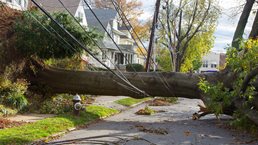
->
[198, 39, 258, 131]
[14, 11, 101, 59]
[0, 105, 18, 117]
[39, 94, 73, 114]
[126, 64, 144, 72]
[0, 71, 28, 111]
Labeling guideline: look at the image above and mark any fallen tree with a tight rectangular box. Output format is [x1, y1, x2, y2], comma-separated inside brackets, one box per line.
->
[1, 1, 258, 129]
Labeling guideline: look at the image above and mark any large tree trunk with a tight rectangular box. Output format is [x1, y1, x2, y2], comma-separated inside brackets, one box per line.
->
[249, 9, 258, 38]
[27, 60, 229, 99]
[232, 0, 255, 48]
[24, 60, 258, 125]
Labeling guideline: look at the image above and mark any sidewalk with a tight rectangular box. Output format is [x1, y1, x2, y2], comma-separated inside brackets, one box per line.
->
[5, 96, 130, 123]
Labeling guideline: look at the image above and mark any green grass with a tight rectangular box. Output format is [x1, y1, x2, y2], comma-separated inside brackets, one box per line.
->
[115, 97, 150, 107]
[0, 105, 118, 145]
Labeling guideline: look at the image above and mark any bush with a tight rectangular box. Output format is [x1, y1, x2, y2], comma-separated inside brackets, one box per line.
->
[39, 94, 73, 114]
[0, 70, 28, 111]
[0, 105, 18, 117]
[126, 64, 144, 72]
[14, 11, 101, 59]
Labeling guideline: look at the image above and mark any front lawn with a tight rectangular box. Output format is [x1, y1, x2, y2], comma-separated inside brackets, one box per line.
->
[0, 105, 118, 145]
[115, 97, 150, 107]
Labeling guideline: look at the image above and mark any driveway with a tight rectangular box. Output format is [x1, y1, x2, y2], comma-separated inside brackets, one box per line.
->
[49, 98, 258, 145]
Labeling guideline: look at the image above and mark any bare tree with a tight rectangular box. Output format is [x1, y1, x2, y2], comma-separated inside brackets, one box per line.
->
[159, 0, 220, 72]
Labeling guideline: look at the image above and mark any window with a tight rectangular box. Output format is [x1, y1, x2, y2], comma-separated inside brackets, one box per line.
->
[77, 12, 83, 23]
[102, 50, 107, 61]
[7, 0, 12, 2]
[115, 53, 124, 65]
[125, 54, 128, 64]
[202, 61, 208, 68]
[211, 64, 217, 68]
[17, 0, 22, 5]
[23, 0, 27, 8]
[111, 52, 114, 59]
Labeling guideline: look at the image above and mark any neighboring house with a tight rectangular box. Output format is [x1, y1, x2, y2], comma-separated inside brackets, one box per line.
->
[198, 51, 226, 73]
[36, 0, 88, 26]
[134, 47, 146, 66]
[27, 0, 142, 70]
[83, 8, 138, 70]
[0, 0, 28, 10]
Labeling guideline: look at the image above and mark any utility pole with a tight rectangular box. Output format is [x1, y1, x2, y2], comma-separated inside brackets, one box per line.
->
[145, 0, 161, 72]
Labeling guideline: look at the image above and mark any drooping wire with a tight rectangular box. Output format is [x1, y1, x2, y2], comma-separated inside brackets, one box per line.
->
[83, 0, 142, 72]
[28, 10, 143, 95]
[57, 0, 131, 83]
[110, 0, 176, 97]
[31, 0, 148, 96]
[27, 2, 145, 96]
[109, 0, 147, 60]
[110, 0, 158, 68]
[83, 0, 150, 87]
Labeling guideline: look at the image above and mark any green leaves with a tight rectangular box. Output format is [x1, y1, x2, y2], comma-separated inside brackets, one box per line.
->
[198, 39, 258, 119]
[198, 79, 233, 116]
[14, 11, 101, 59]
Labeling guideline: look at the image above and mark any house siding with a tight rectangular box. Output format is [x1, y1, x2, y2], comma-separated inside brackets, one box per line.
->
[198, 51, 226, 73]
[0, 0, 28, 10]
[75, 0, 87, 26]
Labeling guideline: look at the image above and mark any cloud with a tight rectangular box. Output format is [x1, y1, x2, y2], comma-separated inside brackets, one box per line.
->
[137, 0, 254, 53]
[138, 11, 153, 21]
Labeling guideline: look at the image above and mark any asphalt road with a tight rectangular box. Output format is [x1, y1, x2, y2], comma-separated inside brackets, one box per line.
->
[49, 98, 258, 145]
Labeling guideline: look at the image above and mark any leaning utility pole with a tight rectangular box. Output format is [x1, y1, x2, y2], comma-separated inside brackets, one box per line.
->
[145, 0, 161, 72]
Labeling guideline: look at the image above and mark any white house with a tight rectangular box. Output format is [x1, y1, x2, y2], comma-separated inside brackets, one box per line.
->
[83, 8, 138, 70]
[198, 51, 226, 73]
[0, 0, 28, 10]
[36, 0, 88, 26]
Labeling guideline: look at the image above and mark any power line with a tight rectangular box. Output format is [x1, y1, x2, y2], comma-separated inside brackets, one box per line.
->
[83, 0, 137, 70]
[110, 0, 176, 96]
[57, 0, 130, 83]
[110, 0, 158, 69]
[83, 0, 149, 87]
[110, 0, 147, 60]
[31, 0, 147, 96]
[110, 0, 152, 70]
[28, 11, 143, 95]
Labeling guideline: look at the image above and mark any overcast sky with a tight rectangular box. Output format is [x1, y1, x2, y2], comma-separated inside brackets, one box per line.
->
[137, 0, 254, 53]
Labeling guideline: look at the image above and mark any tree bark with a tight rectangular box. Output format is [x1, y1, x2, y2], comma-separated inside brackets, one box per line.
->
[28, 60, 228, 99]
[26, 60, 258, 125]
[249, 9, 258, 38]
[146, 0, 161, 72]
[232, 0, 255, 48]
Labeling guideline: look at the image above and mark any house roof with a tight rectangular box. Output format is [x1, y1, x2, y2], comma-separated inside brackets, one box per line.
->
[36, 0, 81, 15]
[85, 8, 117, 33]
[119, 45, 135, 53]
[118, 25, 132, 31]
[98, 39, 117, 50]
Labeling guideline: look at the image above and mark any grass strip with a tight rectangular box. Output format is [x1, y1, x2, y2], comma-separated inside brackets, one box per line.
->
[115, 97, 150, 107]
[0, 105, 118, 145]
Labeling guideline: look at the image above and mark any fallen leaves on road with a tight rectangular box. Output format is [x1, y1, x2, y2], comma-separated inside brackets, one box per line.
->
[0, 118, 27, 129]
[135, 106, 155, 115]
[148, 98, 171, 106]
[184, 131, 192, 136]
[135, 125, 168, 135]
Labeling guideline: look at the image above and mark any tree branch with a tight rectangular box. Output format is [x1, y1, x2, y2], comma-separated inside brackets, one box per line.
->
[249, 9, 258, 38]
[241, 67, 258, 94]
[181, 0, 199, 41]
[179, 1, 211, 62]
[232, 0, 255, 48]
